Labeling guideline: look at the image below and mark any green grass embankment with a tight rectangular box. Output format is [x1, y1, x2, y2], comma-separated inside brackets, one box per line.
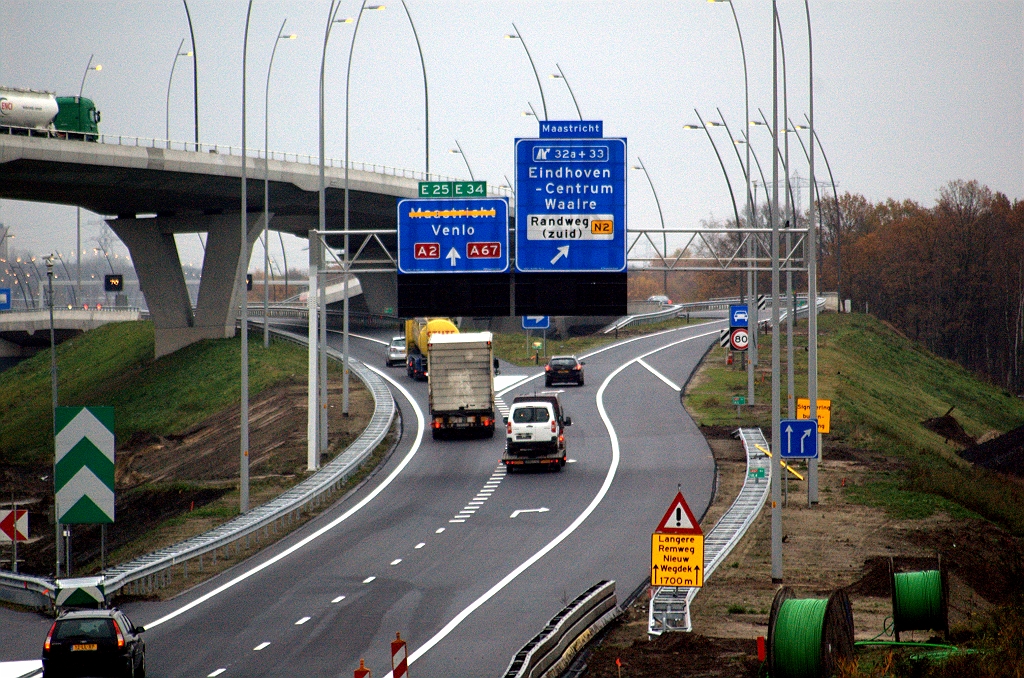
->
[0, 321, 315, 467]
[686, 312, 1024, 535]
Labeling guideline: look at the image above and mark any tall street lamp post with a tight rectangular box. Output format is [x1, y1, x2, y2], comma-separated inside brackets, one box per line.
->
[263, 21, 297, 348]
[46, 255, 60, 577]
[449, 141, 475, 181]
[685, 113, 742, 235]
[631, 159, 668, 295]
[78, 55, 101, 308]
[707, 0, 756, 404]
[400, 0, 429, 175]
[182, 0, 200, 151]
[166, 39, 194, 148]
[505, 24, 547, 120]
[549, 64, 582, 120]
[239, 0, 254, 514]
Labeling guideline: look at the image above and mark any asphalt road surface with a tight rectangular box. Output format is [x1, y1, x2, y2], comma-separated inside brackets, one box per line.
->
[1, 318, 727, 678]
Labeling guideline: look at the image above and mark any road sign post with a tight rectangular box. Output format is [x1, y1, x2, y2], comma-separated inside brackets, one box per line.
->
[651, 492, 704, 588]
[522, 315, 550, 330]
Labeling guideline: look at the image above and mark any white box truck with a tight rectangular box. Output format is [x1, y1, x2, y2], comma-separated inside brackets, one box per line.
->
[427, 332, 497, 439]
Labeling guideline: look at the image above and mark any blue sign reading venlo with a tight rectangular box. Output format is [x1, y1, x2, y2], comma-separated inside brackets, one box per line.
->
[515, 135, 627, 273]
[0, 288, 10, 311]
[780, 419, 818, 459]
[730, 304, 749, 328]
[522, 315, 550, 330]
[397, 198, 509, 274]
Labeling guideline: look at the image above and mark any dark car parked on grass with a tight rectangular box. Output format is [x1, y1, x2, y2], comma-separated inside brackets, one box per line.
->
[545, 355, 585, 387]
[43, 608, 146, 678]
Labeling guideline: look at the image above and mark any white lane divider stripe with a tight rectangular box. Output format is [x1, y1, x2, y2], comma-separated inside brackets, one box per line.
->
[363, 576, 376, 584]
[331, 595, 346, 603]
[391, 559, 402, 565]
[415, 543, 425, 549]
[435, 528, 445, 534]
[392, 327, 723, 676]
[295, 617, 310, 625]
[142, 366, 425, 631]
[636, 358, 681, 392]
[208, 669, 226, 677]
[253, 642, 270, 651]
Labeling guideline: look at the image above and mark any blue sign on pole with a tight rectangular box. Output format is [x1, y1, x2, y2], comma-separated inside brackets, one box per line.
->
[730, 304, 749, 328]
[514, 136, 626, 273]
[538, 120, 603, 138]
[0, 288, 10, 311]
[780, 419, 818, 459]
[522, 315, 550, 330]
[397, 198, 509, 274]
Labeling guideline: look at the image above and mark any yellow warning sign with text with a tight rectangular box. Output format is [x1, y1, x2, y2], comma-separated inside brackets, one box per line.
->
[796, 398, 831, 433]
[651, 533, 704, 587]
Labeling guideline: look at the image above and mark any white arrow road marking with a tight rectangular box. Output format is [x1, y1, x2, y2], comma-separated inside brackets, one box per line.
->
[636, 358, 681, 392]
[510, 507, 549, 519]
[446, 247, 461, 266]
[550, 246, 569, 264]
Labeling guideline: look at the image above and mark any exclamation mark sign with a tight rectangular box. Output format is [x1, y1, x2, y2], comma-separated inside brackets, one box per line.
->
[675, 507, 682, 526]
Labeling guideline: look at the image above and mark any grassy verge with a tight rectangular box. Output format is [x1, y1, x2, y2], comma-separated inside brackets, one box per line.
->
[0, 321, 314, 466]
[684, 312, 1024, 535]
[492, 315, 709, 366]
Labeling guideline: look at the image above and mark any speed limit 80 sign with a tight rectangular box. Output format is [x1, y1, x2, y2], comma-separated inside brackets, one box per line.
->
[729, 327, 749, 351]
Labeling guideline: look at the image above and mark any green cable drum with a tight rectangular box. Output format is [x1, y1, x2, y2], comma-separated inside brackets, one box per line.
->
[768, 587, 854, 678]
[889, 557, 948, 641]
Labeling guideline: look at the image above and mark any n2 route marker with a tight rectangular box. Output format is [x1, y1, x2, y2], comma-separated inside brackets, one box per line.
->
[651, 491, 704, 588]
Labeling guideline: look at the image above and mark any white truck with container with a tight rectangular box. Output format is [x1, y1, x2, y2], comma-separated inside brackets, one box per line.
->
[427, 332, 498, 439]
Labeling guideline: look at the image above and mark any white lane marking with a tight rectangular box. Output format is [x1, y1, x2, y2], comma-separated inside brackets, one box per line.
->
[468, 501, 484, 506]
[332, 595, 346, 603]
[392, 327, 723, 677]
[495, 374, 533, 391]
[568, 459, 578, 463]
[253, 642, 270, 651]
[455, 513, 472, 519]
[448, 519, 465, 523]
[349, 332, 390, 346]
[510, 507, 549, 518]
[208, 669, 226, 677]
[295, 617, 310, 625]
[143, 365, 425, 630]
[460, 508, 477, 513]
[473, 496, 489, 501]
[363, 576, 376, 584]
[415, 543, 425, 549]
[636, 358, 681, 391]
[435, 528, 445, 534]
[477, 489, 494, 494]
[390, 559, 402, 566]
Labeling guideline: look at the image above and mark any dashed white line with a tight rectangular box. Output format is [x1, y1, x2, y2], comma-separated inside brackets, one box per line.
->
[363, 576, 376, 584]
[435, 528, 446, 534]
[208, 669, 226, 677]
[253, 642, 270, 651]
[460, 508, 477, 513]
[295, 617, 310, 625]
[468, 501, 484, 506]
[415, 542, 425, 549]
[331, 595, 346, 603]
[448, 519, 465, 523]
[390, 558, 402, 565]
[636, 357, 681, 391]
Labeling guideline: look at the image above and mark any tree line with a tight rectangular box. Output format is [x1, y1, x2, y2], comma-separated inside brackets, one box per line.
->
[629, 180, 1024, 393]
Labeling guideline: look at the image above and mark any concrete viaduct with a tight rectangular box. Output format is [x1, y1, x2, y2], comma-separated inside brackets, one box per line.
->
[0, 135, 489, 356]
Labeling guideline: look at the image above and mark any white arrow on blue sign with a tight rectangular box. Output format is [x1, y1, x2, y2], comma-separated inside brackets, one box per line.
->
[514, 136, 627, 273]
[522, 316, 550, 330]
[780, 419, 818, 459]
[397, 198, 509, 274]
[0, 288, 10, 311]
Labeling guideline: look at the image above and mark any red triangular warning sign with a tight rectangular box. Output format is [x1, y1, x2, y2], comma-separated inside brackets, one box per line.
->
[654, 492, 702, 535]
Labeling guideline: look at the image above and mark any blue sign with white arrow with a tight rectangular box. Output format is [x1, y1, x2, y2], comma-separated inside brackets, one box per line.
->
[522, 315, 550, 330]
[780, 419, 818, 458]
[730, 304, 749, 328]
[397, 197, 509, 274]
[0, 288, 10, 311]
[514, 136, 627, 273]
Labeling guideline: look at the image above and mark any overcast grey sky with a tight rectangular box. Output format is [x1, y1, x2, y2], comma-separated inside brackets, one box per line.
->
[1, 1, 1021, 271]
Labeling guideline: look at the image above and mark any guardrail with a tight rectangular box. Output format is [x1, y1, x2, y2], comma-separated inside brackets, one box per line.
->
[0, 327, 395, 611]
[503, 581, 619, 678]
[0, 125, 513, 198]
[648, 428, 772, 635]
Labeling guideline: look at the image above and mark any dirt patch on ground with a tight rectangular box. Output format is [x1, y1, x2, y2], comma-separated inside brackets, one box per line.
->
[1, 376, 373, 577]
[578, 411, 1024, 675]
[961, 423, 1024, 478]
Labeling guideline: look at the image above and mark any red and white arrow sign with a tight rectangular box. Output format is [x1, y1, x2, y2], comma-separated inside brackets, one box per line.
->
[0, 509, 28, 543]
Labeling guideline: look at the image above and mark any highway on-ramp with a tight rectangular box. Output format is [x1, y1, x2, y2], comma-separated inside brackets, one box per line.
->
[1, 319, 726, 678]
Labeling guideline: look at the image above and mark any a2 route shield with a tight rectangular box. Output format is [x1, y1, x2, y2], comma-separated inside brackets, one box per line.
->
[397, 197, 509, 274]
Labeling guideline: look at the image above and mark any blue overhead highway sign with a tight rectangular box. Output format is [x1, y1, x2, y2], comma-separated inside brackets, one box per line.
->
[0, 288, 10, 311]
[780, 419, 818, 459]
[397, 197, 509, 274]
[522, 315, 550, 330]
[514, 136, 627, 273]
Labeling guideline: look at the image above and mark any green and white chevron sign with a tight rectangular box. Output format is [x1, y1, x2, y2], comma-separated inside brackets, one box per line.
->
[54, 406, 115, 524]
